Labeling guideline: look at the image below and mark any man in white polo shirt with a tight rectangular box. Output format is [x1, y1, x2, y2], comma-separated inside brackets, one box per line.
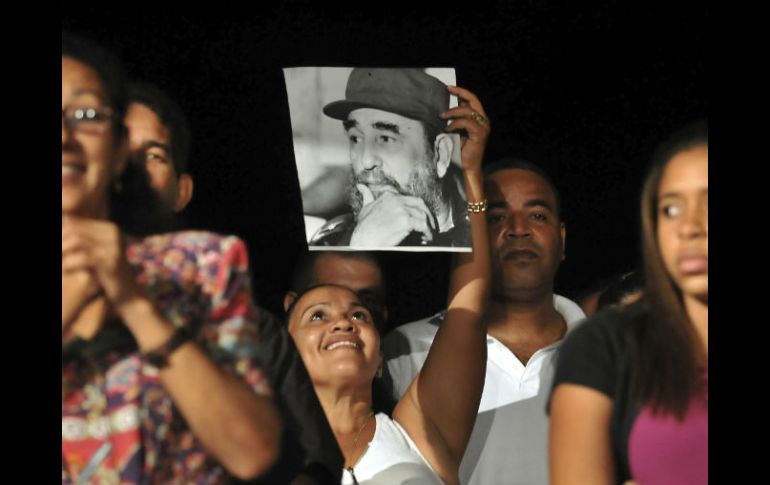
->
[382, 158, 585, 485]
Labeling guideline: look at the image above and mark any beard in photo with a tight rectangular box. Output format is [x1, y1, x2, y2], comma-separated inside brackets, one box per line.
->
[348, 157, 443, 221]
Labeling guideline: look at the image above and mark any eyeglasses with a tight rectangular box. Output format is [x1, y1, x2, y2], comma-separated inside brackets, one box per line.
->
[62, 106, 115, 135]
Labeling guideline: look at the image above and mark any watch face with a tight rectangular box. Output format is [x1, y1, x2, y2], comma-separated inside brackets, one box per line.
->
[144, 352, 168, 369]
[142, 326, 191, 369]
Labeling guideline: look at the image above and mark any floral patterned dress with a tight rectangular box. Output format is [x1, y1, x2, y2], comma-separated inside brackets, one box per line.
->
[62, 231, 273, 485]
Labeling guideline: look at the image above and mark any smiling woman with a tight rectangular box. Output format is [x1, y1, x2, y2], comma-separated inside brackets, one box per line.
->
[61, 55, 125, 220]
[288, 284, 383, 388]
[284, 85, 492, 485]
[61, 32, 282, 484]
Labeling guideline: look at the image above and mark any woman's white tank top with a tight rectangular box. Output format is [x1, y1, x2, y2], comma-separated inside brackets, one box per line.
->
[341, 413, 445, 485]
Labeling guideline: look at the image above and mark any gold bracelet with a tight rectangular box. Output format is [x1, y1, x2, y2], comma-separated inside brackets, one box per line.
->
[467, 199, 488, 213]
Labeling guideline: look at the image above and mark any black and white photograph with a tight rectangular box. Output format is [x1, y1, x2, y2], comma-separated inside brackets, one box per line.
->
[283, 67, 472, 252]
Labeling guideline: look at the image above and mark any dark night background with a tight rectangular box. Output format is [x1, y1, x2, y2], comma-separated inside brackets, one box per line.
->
[62, 1, 707, 331]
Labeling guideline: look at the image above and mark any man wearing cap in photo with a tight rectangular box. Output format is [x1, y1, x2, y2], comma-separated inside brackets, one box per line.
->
[309, 68, 474, 248]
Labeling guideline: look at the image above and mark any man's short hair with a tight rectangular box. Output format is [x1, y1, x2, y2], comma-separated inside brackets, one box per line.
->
[127, 82, 191, 174]
[483, 157, 563, 219]
[597, 270, 644, 310]
[289, 251, 383, 293]
[288, 250, 388, 332]
[62, 32, 128, 132]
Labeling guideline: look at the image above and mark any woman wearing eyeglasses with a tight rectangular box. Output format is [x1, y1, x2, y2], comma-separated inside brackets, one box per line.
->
[61, 33, 282, 484]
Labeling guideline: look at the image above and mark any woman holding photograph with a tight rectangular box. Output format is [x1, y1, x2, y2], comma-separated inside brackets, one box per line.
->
[285, 85, 491, 485]
[61, 33, 282, 484]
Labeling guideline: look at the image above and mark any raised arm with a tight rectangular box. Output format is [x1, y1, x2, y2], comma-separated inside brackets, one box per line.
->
[393, 85, 491, 481]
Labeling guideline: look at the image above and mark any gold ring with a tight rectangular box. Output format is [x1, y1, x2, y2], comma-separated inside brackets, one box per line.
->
[470, 111, 487, 125]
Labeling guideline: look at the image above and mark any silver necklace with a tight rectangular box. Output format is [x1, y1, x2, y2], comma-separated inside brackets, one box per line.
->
[346, 411, 375, 485]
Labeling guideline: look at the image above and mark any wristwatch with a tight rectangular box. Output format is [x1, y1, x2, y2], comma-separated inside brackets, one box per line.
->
[142, 326, 192, 368]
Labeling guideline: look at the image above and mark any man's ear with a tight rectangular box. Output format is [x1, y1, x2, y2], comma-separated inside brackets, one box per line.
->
[173, 173, 194, 212]
[283, 291, 298, 313]
[433, 133, 453, 179]
[560, 222, 567, 261]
